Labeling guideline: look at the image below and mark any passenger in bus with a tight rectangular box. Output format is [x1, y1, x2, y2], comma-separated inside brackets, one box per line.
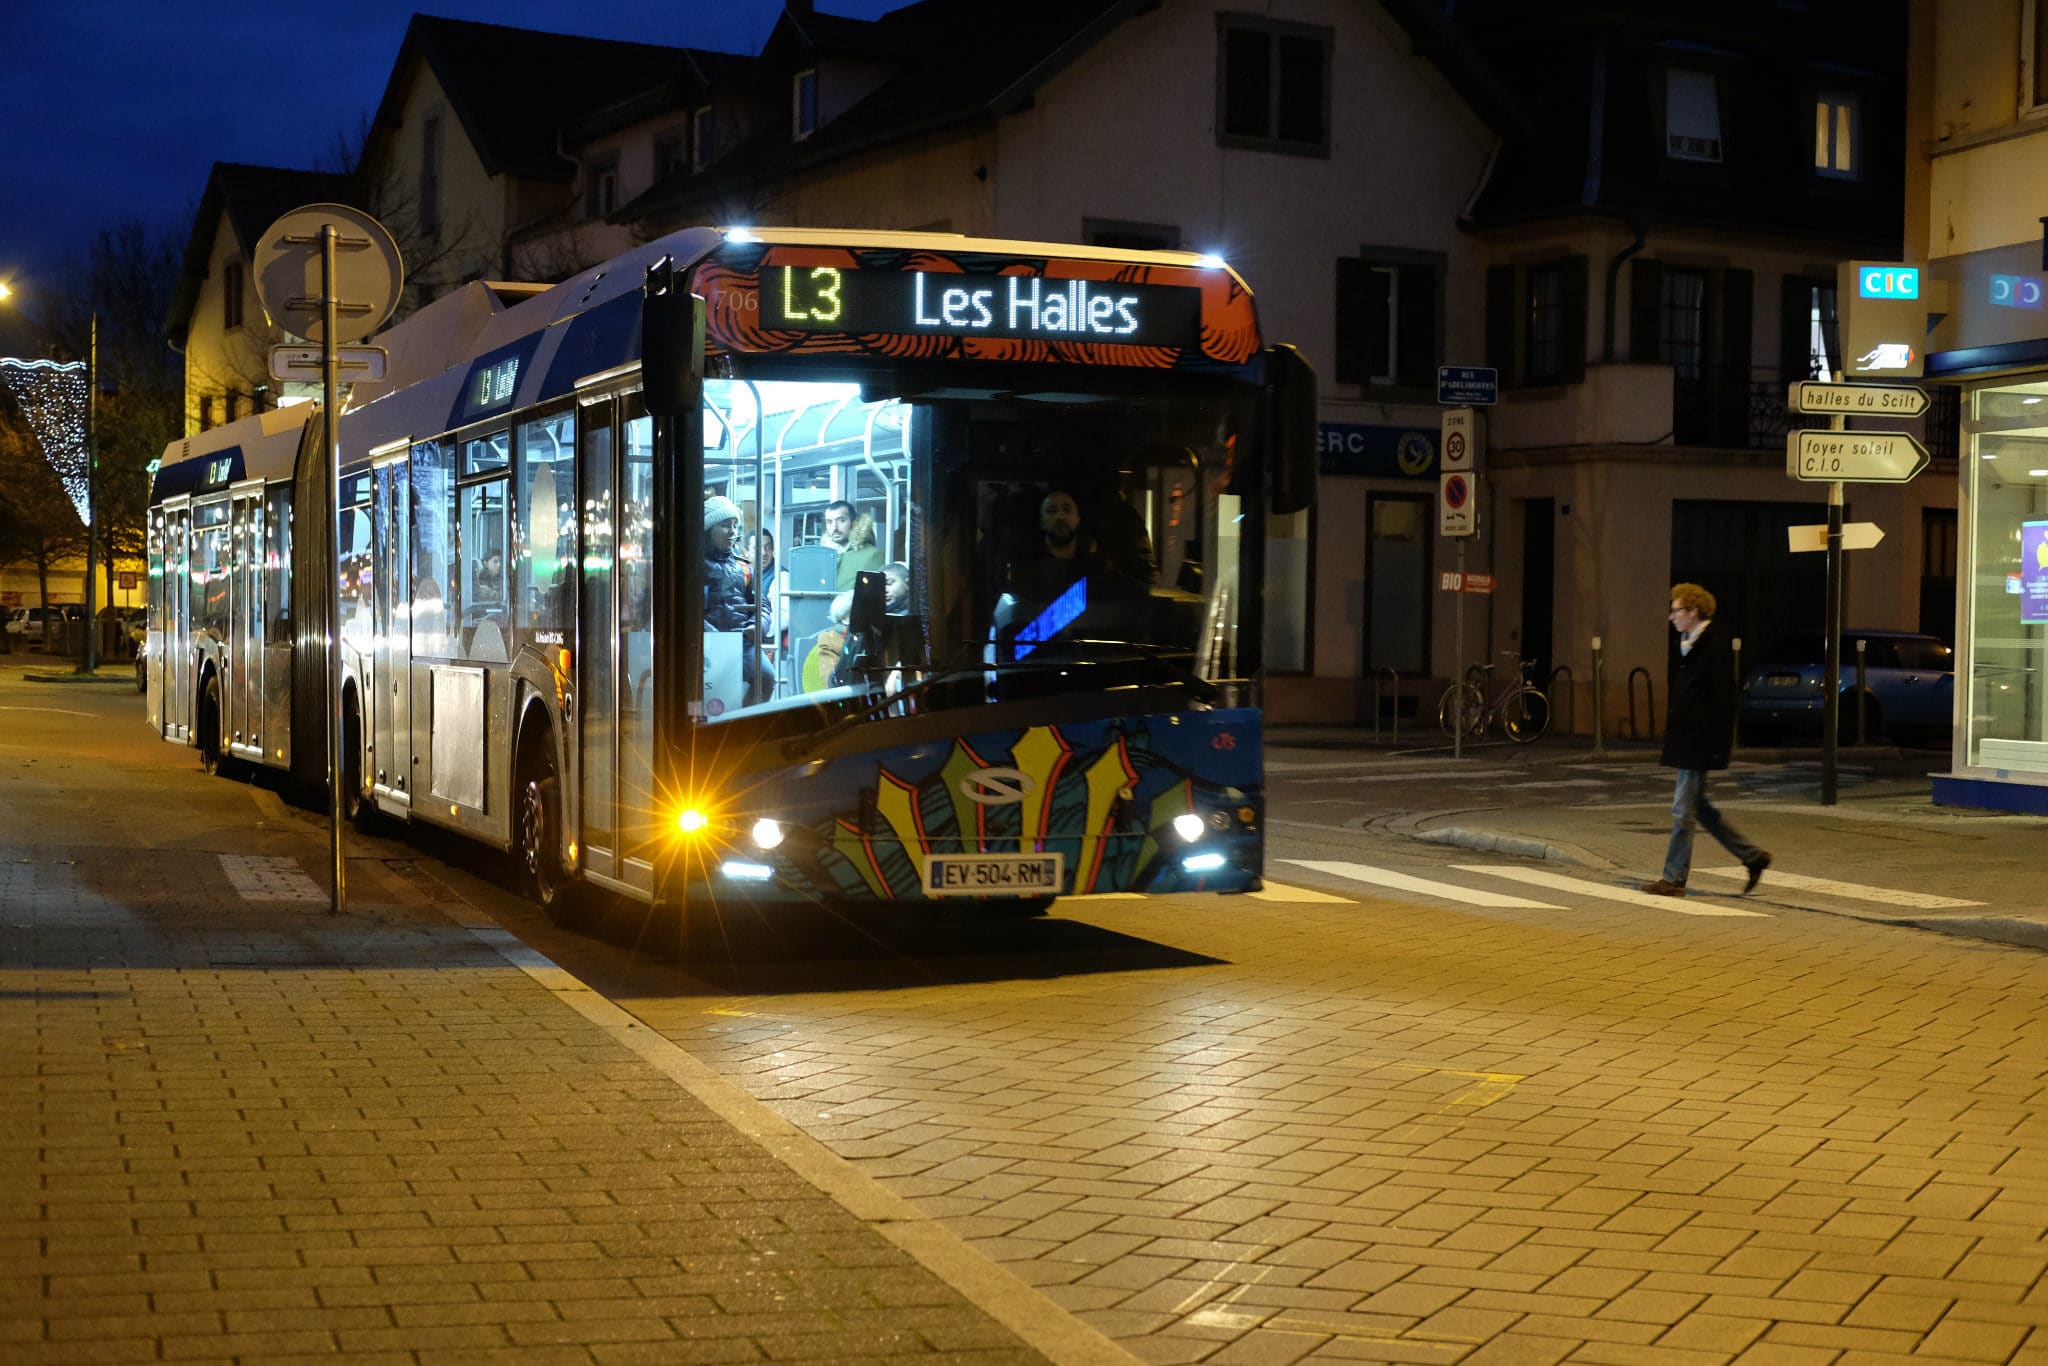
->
[473, 549, 506, 601]
[833, 504, 884, 590]
[829, 562, 916, 690]
[703, 494, 761, 702]
[1006, 489, 1113, 601]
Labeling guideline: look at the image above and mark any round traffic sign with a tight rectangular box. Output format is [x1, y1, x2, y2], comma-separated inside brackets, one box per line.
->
[1443, 472, 1470, 509]
[253, 204, 404, 345]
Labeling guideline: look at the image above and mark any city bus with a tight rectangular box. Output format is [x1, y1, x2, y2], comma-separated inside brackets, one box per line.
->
[145, 226, 1314, 920]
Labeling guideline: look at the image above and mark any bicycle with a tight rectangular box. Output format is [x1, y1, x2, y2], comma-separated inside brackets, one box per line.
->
[1437, 652, 1551, 744]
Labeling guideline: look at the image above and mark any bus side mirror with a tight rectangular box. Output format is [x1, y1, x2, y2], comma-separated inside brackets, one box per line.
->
[641, 256, 705, 418]
[1265, 343, 1317, 515]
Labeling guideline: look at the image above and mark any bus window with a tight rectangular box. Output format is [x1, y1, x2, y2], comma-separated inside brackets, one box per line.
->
[337, 476, 372, 647]
[515, 410, 574, 639]
[411, 438, 454, 656]
[457, 439, 509, 661]
[264, 484, 292, 647]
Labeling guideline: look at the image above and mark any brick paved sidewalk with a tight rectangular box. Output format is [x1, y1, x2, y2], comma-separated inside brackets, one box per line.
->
[0, 842, 1055, 1365]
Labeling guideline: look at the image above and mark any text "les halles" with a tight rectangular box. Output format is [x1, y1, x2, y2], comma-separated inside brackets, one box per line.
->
[914, 273, 1141, 337]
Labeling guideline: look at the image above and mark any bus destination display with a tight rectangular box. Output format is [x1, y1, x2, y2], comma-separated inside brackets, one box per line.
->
[763, 266, 1201, 348]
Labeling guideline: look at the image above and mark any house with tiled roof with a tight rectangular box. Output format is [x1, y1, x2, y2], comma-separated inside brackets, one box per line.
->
[164, 162, 355, 434]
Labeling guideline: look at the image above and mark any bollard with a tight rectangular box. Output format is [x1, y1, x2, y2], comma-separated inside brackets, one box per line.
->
[1591, 636, 1605, 755]
[1855, 637, 1867, 746]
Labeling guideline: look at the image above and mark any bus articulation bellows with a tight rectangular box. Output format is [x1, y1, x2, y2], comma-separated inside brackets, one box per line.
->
[145, 226, 1315, 919]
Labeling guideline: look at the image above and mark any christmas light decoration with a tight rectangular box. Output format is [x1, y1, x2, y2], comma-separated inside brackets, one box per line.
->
[0, 357, 90, 526]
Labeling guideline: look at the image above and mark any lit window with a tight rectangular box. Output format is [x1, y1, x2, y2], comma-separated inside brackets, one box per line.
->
[1814, 94, 1859, 179]
[793, 70, 817, 140]
[1665, 70, 1722, 162]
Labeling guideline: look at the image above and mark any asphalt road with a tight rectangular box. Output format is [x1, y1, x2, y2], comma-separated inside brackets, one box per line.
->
[5, 669, 2044, 1365]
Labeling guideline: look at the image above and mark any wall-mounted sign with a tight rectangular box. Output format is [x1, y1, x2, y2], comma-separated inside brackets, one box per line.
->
[2021, 521, 2048, 624]
[1316, 422, 1436, 477]
[1858, 265, 1920, 299]
[1440, 470, 1475, 537]
[1991, 274, 2046, 310]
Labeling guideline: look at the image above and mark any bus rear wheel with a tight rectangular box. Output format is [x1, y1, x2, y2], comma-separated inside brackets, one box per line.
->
[517, 741, 577, 921]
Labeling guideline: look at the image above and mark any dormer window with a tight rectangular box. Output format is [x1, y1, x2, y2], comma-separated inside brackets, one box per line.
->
[585, 154, 618, 218]
[1814, 93, 1860, 180]
[793, 69, 818, 141]
[691, 105, 715, 171]
[1665, 69, 1722, 162]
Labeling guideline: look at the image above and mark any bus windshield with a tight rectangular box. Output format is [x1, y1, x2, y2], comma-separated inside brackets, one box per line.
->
[700, 368, 1255, 722]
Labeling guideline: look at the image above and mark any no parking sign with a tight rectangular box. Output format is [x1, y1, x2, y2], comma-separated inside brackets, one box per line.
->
[1439, 470, 1475, 537]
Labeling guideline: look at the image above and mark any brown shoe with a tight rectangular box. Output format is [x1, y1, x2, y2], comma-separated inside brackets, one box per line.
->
[1743, 853, 1772, 893]
[1640, 878, 1687, 897]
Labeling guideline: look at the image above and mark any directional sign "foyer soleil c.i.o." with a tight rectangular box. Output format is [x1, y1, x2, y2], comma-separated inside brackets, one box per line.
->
[1786, 430, 1931, 484]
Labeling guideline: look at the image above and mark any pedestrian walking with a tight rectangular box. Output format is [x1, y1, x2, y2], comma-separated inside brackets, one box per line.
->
[1641, 582, 1772, 897]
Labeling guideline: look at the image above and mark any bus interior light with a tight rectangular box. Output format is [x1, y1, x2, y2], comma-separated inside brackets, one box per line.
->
[1172, 813, 1205, 843]
[1182, 852, 1228, 873]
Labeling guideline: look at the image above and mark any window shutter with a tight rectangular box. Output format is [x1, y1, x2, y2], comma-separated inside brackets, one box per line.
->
[1485, 265, 1517, 386]
[1558, 255, 1589, 385]
[1334, 258, 1370, 385]
[1719, 267, 1753, 377]
[1630, 258, 1664, 363]
[1396, 263, 1436, 389]
[1779, 275, 1815, 383]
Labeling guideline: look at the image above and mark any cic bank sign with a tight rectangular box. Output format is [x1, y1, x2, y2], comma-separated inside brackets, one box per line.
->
[1317, 423, 1438, 478]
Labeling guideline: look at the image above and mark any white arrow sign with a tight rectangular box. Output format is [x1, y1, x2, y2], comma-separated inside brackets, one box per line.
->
[1786, 430, 1931, 483]
[1787, 522, 1885, 553]
[1788, 381, 1928, 418]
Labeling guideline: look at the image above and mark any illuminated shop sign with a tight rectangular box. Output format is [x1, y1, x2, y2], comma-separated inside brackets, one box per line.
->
[2021, 522, 2048, 625]
[1858, 265, 1919, 300]
[764, 266, 1200, 348]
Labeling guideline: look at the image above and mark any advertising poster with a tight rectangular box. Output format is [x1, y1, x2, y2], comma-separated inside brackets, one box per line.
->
[2022, 521, 2048, 624]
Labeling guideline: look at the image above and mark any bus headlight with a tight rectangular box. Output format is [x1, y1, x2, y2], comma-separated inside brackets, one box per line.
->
[676, 807, 709, 836]
[752, 818, 785, 850]
[1172, 813, 1205, 843]
[1182, 851, 1227, 873]
[720, 860, 775, 881]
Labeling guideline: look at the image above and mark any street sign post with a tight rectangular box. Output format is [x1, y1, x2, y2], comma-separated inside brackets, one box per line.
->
[1788, 522, 1885, 553]
[269, 344, 387, 384]
[1788, 381, 1928, 418]
[1437, 366, 1498, 406]
[1440, 406, 1474, 471]
[252, 204, 405, 919]
[1786, 430, 1931, 484]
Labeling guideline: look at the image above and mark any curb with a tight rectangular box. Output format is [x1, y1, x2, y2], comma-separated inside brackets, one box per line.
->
[24, 672, 136, 685]
[1413, 824, 1580, 863]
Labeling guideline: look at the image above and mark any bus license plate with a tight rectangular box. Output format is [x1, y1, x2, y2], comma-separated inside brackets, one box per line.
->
[924, 852, 1065, 896]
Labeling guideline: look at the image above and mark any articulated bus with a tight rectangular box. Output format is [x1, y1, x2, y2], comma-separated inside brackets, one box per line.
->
[146, 226, 1315, 919]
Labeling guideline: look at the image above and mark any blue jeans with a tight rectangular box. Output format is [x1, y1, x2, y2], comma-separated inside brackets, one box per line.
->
[1663, 768, 1764, 885]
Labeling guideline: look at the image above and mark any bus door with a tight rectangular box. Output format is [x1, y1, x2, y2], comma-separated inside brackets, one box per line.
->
[371, 451, 413, 809]
[576, 393, 655, 895]
[227, 483, 266, 761]
[159, 498, 191, 742]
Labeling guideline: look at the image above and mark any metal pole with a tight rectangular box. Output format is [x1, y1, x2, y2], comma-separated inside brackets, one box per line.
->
[323, 225, 347, 914]
[1821, 374, 1846, 806]
[1855, 637, 1867, 745]
[1452, 539, 1466, 759]
[79, 313, 97, 674]
[1591, 636, 1605, 755]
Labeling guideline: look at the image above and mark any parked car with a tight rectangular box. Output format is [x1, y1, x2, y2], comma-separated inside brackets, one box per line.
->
[1739, 629, 1954, 746]
[4, 605, 85, 649]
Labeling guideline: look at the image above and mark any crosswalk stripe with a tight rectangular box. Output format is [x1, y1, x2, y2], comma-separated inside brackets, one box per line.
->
[1281, 859, 1561, 908]
[1249, 880, 1355, 904]
[1452, 864, 1768, 918]
[1694, 866, 1982, 908]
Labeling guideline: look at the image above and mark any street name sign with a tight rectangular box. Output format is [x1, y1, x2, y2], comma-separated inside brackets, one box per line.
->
[1787, 522, 1885, 553]
[1788, 381, 1928, 418]
[269, 344, 387, 384]
[1786, 430, 1931, 483]
[1439, 470, 1476, 536]
[1437, 366, 1498, 406]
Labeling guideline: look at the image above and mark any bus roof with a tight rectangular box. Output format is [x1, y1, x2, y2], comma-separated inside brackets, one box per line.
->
[151, 402, 314, 501]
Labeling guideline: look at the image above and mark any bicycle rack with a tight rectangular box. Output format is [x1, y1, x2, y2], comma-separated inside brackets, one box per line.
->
[1373, 667, 1400, 745]
[1623, 666, 1657, 740]
[1546, 665, 1574, 737]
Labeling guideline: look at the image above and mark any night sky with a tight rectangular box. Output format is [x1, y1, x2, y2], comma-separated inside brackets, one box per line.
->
[0, 0, 896, 341]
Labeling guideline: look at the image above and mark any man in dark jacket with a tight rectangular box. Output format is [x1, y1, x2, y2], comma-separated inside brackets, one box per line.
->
[1643, 582, 1772, 897]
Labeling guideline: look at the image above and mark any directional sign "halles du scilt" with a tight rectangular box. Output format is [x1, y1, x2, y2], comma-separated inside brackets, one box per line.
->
[1786, 430, 1931, 484]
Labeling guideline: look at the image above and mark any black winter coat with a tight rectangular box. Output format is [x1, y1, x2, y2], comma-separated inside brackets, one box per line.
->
[1661, 618, 1737, 771]
[703, 549, 755, 632]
